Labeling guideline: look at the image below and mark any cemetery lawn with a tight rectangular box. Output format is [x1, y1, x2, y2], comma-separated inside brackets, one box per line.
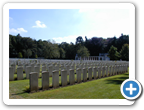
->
[9, 72, 128, 99]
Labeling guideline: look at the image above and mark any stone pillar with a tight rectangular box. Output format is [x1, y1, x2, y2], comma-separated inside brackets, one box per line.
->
[88, 67, 92, 80]
[9, 67, 14, 81]
[76, 68, 81, 83]
[48, 66, 53, 77]
[117, 65, 119, 74]
[98, 67, 101, 78]
[11, 64, 16, 74]
[93, 67, 97, 79]
[109, 66, 111, 76]
[126, 64, 129, 72]
[36, 63, 40, 68]
[52, 70, 59, 88]
[69, 69, 75, 85]
[105, 66, 108, 77]
[111, 65, 114, 75]
[61, 70, 67, 86]
[26, 66, 31, 79]
[83, 68, 87, 82]
[17, 66, 23, 80]
[122, 65, 124, 73]
[29, 72, 38, 92]
[71, 65, 74, 70]
[113, 65, 115, 75]
[111, 66, 114, 76]
[24, 64, 28, 73]
[54, 65, 59, 71]
[61, 65, 64, 71]
[102, 66, 105, 77]
[31, 63, 35, 72]
[34, 66, 40, 78]
[42, 71, 49, 90]
[42, 66, 46, 72]
[115, 65, 118, 75]
[66, 65, 70, 75]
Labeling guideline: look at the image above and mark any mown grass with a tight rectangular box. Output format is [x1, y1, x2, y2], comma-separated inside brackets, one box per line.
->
[9, 70, 129, 99]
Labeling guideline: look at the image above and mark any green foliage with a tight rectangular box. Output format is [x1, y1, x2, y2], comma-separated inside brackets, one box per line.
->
[59, 47, 65, 59]
[108, 45, 120, 60]
[35, 55, 38, 58]
[27, 49, 32, 58]
[18, 52, 23, 58]
[120, 44, 129, 61]
[9, 33, 129, 60]
[77, 46, 90, 58]
[43, 41, 60, 59]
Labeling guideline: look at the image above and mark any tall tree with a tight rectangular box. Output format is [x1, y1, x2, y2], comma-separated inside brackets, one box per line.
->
[116, 33, 129, 51]
[59, 47, 65, 59]
[76, 36, 84, 45]
[27, 49, 32, 58]
[18, 52, 23, 58]
[43, 41, 60, 59]
[77, 46, 90, 58]
[108, 45, 119, 60]
[120, 44, 129, 61]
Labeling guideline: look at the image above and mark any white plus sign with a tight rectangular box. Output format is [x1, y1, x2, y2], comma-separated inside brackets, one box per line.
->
[126, 83, 137, 95]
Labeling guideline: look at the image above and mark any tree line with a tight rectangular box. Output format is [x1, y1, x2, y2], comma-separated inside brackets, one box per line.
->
[9, 33, 129, 61]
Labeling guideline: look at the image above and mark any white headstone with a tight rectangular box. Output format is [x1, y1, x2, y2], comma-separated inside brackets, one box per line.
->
[52, 70, 59, 88]
[17, 66, 23, 80]
[29, 72, 38, 92]
[61, 70, 67, 86]
[42, 71, 49, 90]
[69, 69, 75, 85]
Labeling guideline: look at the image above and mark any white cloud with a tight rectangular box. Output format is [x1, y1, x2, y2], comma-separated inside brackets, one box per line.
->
[78, 9, 96, 13]
[9, 28, 28, 34]
[53, 35, 87, 44]
[9, 17, 13, 20]
[32, 20, 47, 28]
[77, 9, 130, 38]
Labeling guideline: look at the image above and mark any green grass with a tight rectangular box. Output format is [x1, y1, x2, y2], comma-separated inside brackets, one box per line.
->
[9, 71, 129, 99]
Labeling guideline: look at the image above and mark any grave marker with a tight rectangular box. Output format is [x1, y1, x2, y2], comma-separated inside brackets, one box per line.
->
[61, 70, 67, 86]
[17, 66, 23, 80]
[42, 71, 49, 90]
[29, 72, 38, 92]
[93, 67, 97, 79]
[52, 70, 59, 88]
[26, 66, 31, 79]
[9, 67, 14, 81]
[76, 68, 81, 83]
[69, 69, 75, 85]
[88, 67, 92, 80]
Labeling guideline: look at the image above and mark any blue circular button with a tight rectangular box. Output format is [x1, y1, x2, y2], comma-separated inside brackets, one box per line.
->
[121, 79, 142, 100]
[123, 81, 139, 97]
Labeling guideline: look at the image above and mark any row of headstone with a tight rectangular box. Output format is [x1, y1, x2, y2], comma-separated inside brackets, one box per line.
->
[29, 64, 128, 92]
[9, 61, 129, 81]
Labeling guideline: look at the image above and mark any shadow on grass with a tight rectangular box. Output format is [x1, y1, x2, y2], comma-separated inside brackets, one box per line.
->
[105, 73, 129, 85]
